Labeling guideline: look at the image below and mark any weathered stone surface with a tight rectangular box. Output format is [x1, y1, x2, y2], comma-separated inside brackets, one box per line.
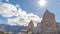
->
[40, 10, 58, 34]
[20, 10, 58, 34]
[27, 20, 34, 32]
[33, 23, 42, 34]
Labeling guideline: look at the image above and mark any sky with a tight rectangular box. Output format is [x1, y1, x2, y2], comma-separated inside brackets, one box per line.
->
[0, 0, 60, 26]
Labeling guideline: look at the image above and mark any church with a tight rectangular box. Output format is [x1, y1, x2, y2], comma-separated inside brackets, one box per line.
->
[19, 10, 60, 34]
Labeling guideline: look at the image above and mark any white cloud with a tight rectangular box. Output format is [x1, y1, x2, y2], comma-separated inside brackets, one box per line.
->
[0, 3, 17, 17]
[0, 3, 42, 26]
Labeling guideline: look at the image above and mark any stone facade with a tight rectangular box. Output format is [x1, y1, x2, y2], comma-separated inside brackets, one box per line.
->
[40, 10, 58, 34]
[27, 20, 34, 31]
[19, 20, 34, 34]
[20, 10, 59, 34]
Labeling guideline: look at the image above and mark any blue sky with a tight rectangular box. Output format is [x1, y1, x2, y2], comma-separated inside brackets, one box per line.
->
[0, 0, 60, 25]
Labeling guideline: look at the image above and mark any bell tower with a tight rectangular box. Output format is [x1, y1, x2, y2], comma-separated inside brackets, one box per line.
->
[41, 10, 58, 34]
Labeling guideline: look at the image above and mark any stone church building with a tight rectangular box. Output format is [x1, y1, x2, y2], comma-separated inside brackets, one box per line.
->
[20, 10, 60, 34]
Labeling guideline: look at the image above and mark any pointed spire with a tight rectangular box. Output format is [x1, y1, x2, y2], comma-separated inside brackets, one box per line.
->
[29, 20, 33, 25]
[44, 9, 55, 16]
[42, 9, 50, 17]
[27, 20, 34, 31]
[45, 9, 50, 14]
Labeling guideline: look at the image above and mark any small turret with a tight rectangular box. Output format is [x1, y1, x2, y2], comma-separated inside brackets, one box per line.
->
[27, 20, 34, 30]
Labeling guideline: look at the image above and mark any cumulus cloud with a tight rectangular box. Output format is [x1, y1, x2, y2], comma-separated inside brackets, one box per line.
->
[0, 3, 17, 17]
[0, 3, 42, 26]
